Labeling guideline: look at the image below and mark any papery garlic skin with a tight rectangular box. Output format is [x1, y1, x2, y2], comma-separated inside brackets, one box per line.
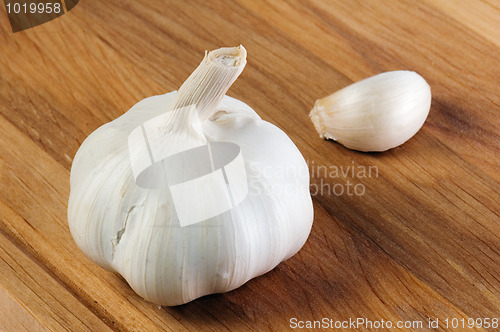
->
[68, 47, 313, 306]
[310, 71, 431, 151]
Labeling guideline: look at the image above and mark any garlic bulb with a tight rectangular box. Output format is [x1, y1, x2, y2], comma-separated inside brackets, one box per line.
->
[68, 46, 313, 306]
[310, 71, 431, 151]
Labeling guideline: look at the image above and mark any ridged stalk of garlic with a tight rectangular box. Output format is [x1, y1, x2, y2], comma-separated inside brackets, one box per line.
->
[68, 46, 313, 306]
[310, 71, 431, 151]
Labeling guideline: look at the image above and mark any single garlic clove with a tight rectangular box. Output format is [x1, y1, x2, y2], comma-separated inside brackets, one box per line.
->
[310, 71, 432, 152]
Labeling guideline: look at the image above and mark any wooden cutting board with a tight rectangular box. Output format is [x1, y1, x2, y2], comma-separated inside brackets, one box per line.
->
[0, 0, 499, 331]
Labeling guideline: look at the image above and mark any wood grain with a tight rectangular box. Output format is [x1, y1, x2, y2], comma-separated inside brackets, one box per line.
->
[0, 0, 499, 331]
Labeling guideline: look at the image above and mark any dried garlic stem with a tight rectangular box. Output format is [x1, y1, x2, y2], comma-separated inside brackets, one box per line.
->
[169, 46, 247, 129]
